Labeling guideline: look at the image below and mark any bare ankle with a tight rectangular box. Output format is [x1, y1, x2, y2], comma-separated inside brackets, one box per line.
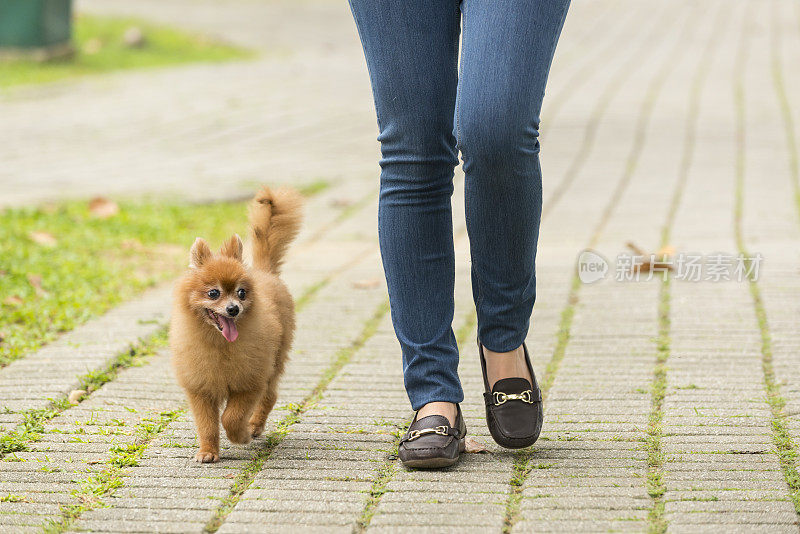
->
[483, 344, 531, 389]
[417, 401, 457, 426]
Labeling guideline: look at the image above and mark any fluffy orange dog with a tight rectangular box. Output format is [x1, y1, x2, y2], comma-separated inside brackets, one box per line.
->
[170, 187, 302, 463]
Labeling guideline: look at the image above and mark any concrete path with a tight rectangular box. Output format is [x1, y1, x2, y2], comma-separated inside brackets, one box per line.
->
[2, 0, 800, 532]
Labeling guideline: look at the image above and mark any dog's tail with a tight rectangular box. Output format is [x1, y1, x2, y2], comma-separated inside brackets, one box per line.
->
[249, 186, 303, 274]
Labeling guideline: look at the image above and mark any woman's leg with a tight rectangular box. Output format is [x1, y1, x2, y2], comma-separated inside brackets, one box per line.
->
[348, 0, 463, 413]
[457, 0, 570, 375]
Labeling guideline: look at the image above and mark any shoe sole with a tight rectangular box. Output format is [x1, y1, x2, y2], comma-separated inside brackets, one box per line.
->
[488, 427, 540, 449]
[400, 437, 466, 469]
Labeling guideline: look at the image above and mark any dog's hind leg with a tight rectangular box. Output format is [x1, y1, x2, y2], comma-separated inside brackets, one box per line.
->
[187, 392, 221, 463]
[248, 380, 278, 438]
[222, 390, 260, 445]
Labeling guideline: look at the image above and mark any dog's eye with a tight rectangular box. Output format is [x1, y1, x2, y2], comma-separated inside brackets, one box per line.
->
[207, 289, 220, 299]
[237, 288, 246, 299]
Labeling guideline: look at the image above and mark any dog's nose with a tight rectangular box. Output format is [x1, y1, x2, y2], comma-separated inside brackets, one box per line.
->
[226, 304, 239, 317]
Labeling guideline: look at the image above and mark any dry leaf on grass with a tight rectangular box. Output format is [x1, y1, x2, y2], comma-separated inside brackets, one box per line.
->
[88, 197, 119, 219]
[0, 332, 5, 345]
[625, 241, 675, 273]
[352, 278, 381, 289]
[120, 238, 144, 251]
[464, 437, 490, 454]
[28, 231, 57, 247]
[26, 273, 48, 297]
[123, 27, 146, 48]
[3, 295, 23, 306]
[68, 389, 87, 405]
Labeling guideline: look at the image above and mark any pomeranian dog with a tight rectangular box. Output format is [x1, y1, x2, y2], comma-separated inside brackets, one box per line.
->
[170, 187, 302, 463]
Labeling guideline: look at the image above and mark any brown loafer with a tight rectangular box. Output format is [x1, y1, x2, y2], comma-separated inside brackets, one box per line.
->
[398, 404, 466, 469]
[479, 340, 543, 449]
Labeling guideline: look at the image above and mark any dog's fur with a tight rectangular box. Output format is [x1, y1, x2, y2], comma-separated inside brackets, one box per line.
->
[170, 187, 303, 463]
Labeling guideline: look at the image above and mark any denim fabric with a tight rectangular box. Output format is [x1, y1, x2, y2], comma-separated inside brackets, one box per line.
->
[348, 0, 570, 411]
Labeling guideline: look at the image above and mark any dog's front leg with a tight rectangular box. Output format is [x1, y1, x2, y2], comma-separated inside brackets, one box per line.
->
[187, 392, 221, 463]
[222, 390, 260, 445]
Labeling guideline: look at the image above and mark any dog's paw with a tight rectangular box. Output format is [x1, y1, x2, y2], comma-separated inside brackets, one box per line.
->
[194, 450, 219, 463]
[225, 426, 253, 445]
[249, 423, 265, 439]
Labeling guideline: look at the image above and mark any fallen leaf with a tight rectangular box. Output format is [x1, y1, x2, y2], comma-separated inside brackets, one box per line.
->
[464, 437, 489, 454]
[123, 27, 146, 48]
[26, 273, 48, 297]
[0, 332, 5, 344]
[626, 241, 648, 257]
[88, 197, 119, 219]
[28, 231, 57, 247]
[656, 245, 676, 257]
[68, 389, 87, 405]
[625, 241, 675, 273]
[120, 238, 143, 250]
[352, 278, 381, 289]
[3, 295, 23, 306]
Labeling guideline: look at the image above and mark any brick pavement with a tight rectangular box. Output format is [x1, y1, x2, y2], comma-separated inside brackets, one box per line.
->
[2, 0, 800, 532]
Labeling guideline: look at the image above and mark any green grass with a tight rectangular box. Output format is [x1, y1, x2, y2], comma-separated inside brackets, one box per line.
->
[0, 180, 329, 368]
[0, 199, 247, 366]
[0, 14, 251, 89]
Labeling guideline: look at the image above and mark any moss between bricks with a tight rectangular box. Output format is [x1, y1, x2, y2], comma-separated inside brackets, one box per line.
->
[501, 275, 580, 534]
[734, 12, 800, 516]
[353, 310, 477, 532]
[42, 408, 183, 533]
[500, 13, 693, 526]
[203, 300, 390, 533]
[646, 275, 670, 534]
[769, 4, 800, 226]
[0, 329, 167, 458]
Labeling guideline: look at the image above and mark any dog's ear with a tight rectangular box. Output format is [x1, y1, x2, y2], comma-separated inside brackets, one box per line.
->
[219, 234, 243, 261]
[190, 238, 212, 268]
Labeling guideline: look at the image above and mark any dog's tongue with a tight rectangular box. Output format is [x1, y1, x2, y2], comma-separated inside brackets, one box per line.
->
[219, 316, 238, 342]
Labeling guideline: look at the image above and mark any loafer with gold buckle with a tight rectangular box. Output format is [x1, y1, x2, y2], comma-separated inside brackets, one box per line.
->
[398, 404, 466, 469]
[479, 340, 543, 449]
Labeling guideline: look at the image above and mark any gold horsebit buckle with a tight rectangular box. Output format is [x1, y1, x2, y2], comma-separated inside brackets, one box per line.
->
[405, 425, 449, 442]
[493, 390, 534, 406]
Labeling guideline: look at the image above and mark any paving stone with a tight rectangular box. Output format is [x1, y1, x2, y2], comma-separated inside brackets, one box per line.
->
[0, 285, 170, 429]
[1, 0, 799, 531]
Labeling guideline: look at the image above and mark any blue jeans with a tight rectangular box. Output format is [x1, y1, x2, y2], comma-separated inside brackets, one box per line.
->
[349, 0, 570, 411]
